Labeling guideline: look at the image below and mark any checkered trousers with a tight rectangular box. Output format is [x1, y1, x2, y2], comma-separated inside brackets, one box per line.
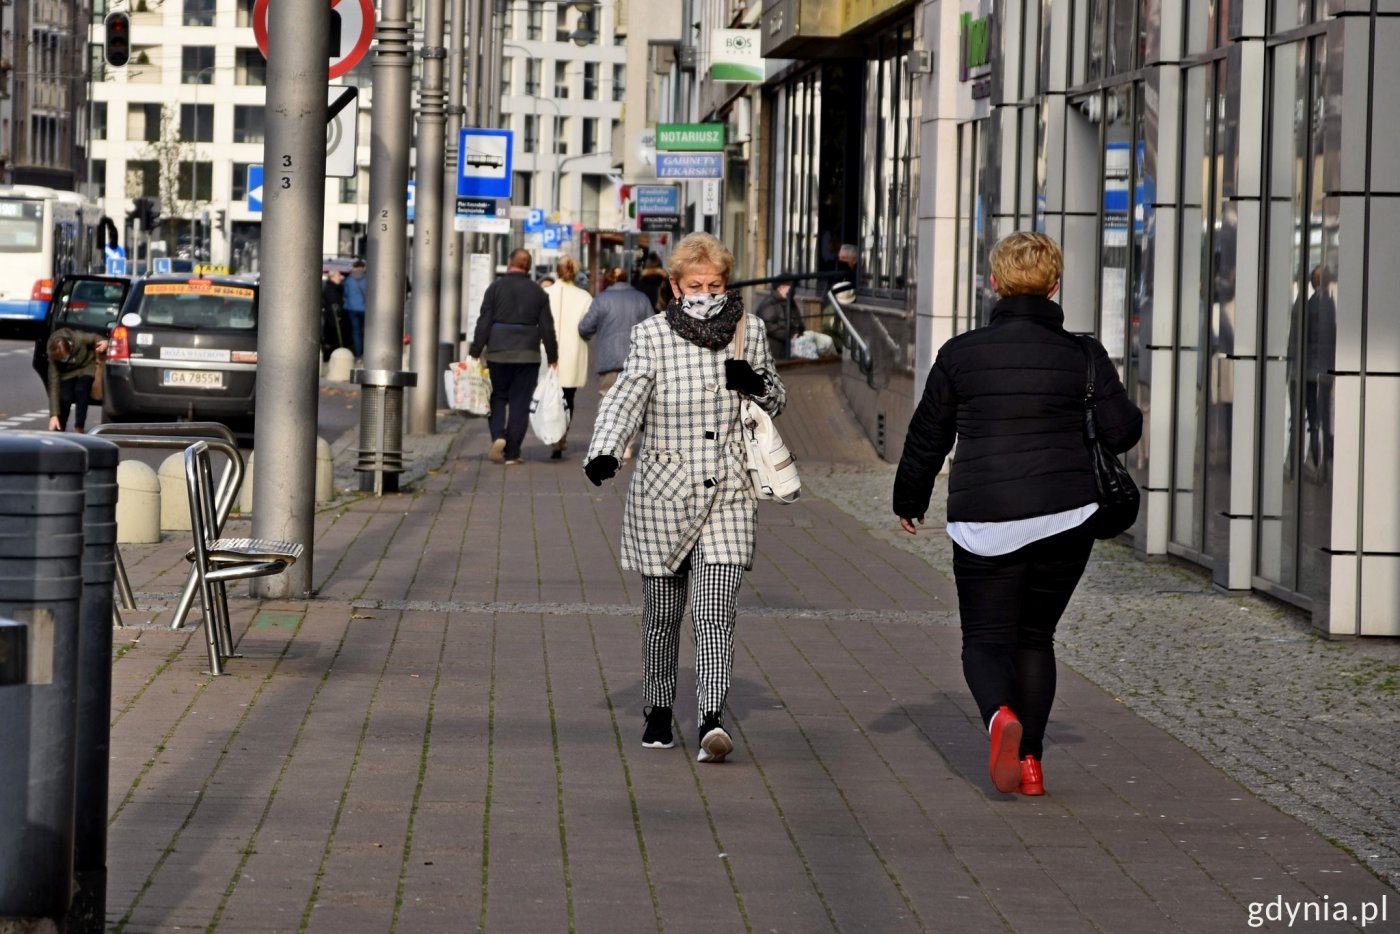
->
[641, 543, 745, 716]
[586, 313, 787, 576]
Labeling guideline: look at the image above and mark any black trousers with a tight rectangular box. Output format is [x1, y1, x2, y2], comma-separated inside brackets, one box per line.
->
[56, 375, 96, 431]
[951, 520, 1094, 759]
[487, 362, 538, 460]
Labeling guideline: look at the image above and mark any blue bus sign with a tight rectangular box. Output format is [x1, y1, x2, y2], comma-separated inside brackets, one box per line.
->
[457, 128, 513, 200]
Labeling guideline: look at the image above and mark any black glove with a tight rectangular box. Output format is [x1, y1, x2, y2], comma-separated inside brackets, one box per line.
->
[584, 455, 619, 487]
[725, 359, 767, 396]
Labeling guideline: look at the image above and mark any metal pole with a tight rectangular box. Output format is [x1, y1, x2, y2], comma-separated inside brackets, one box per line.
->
[438, 0, 466, 405]
[354, 0, 416, 490]
[408, 0, 446, 435]
[250, 0, 328, 598]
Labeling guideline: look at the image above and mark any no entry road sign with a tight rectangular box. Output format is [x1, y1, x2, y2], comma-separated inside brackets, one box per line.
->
[254, 0, 375, 81]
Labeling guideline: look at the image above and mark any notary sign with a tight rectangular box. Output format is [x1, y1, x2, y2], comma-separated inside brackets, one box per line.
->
[655, 123, 724, 152]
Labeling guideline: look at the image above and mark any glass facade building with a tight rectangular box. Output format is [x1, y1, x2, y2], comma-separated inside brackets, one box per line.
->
[917, 1, 1400, 635]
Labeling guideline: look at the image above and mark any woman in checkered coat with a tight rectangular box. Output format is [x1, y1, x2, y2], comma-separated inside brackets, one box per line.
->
[583, 233, 787, 763]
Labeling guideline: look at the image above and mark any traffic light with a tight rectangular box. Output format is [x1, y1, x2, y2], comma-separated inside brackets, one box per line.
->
[104, 11, 131, 68]
[131, 196, 161, 232]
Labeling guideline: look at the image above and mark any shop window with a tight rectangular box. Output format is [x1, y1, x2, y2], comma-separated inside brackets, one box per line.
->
[857, 21, 915, 294]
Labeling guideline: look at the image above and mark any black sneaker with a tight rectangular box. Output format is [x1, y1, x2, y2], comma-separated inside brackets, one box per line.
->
[697, 713, 733, 763]
[642, 705, 674, 748]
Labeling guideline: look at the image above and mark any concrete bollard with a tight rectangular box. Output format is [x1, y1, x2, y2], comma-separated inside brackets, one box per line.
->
[239, 451, 255, 514]
[325, 347, 354, 382]
[316, 437, 334, 503]
[157, 453, 190, 532]
[115, 461, 160, 544]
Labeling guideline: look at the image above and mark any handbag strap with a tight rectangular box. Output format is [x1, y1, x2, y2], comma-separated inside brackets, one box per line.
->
[1078, 335, 1095, 405]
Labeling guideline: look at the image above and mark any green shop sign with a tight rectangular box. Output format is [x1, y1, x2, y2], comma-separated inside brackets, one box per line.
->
[656, 123, 725, 152]
[960, 12, 993, 79]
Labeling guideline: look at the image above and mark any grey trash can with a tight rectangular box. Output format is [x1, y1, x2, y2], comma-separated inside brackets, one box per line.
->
[0, 433, 88, 923]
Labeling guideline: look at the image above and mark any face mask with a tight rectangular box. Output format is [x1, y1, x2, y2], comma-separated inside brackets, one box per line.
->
[680, 292, 727, 320]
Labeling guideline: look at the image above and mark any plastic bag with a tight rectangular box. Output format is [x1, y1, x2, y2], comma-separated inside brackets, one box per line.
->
[529, 366, 569, 445]
[446, 359, 491, 416]
[788, 331, 837, 360]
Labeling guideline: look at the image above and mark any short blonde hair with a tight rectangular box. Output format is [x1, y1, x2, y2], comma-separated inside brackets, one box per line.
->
[667, 232, 734, 283]
[555, 255, 578, 281]
[989, 232, 1062, 297]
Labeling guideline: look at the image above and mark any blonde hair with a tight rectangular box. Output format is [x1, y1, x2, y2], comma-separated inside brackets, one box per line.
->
[667, 232, 734, 283]
[555, 255, 578, 281]
[989, 232, 1063, 297]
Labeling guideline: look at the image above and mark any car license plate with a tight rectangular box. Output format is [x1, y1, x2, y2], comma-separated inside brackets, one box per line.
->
[163, 369, 224, 388]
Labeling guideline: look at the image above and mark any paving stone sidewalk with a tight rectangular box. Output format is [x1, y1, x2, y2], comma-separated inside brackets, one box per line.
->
[101, 364, 1397, 933]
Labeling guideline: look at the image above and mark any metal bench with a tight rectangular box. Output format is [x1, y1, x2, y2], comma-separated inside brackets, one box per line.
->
[184, 441, 302, 675]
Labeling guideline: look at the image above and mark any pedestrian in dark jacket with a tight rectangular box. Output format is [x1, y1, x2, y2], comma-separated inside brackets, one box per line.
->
[578, 267, 654, 460]
[47, 328, 108, 431]
[320, 269, 348, 360]
[468, 247, 559, 464]
[754, 273, 801, 360]
[893, 232, 1141, 797]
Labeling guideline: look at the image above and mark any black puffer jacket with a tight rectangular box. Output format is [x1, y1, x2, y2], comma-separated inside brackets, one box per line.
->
[893, 294, 1142, 523]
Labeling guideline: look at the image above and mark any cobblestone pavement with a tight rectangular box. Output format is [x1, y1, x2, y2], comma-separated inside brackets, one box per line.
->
[805, 465, 1400, 890]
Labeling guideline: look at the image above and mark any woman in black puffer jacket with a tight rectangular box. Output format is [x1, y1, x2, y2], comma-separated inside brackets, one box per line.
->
[893, 232, 1141, 797]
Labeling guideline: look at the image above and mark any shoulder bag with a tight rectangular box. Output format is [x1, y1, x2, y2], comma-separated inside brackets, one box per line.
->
[1080, 336, 1139, 539]
[732, 315, 800, 503]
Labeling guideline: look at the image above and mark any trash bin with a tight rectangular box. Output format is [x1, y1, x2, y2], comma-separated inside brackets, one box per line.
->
[56, 433, 121, 933]
[0, 433, 87, 923]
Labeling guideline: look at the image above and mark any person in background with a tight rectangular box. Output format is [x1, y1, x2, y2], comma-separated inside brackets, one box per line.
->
[578, 266, 655, 461]
[545, 256, 592, 459]
[832, 243, 858, 292]
[342, 258, 368, 359]
[893, 232, 1141, 797]
[46, 328, 108, 432]
[468, 247, 559, 465]
[320, 268, 347, 361]
[635, 251, 669, 311]
[538, 276, 556, 289]
[755, 272, 802, 360]
[583, 233, 787, 764]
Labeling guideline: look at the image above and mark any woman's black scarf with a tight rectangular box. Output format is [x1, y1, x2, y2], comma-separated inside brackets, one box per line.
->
[663, 289, 745, 351]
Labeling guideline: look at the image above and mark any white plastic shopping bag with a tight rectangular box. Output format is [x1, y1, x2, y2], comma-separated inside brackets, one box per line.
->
[529, 366, 569, 445]
[446, 359, 491, 416]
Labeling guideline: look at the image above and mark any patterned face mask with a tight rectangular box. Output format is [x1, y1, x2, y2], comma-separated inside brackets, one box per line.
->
[679, 292, 728, 320]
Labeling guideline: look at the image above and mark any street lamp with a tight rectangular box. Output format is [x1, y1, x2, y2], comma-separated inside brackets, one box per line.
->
[189, 64, 216, 265]
[502, 42, 561, 215]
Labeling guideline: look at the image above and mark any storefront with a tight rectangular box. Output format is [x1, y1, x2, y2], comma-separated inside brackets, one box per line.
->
[923, 1, 1400, 636]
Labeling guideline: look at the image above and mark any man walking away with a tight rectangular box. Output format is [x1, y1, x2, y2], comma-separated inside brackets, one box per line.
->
[468, 248, 559, 464]
[342, 258, 368, 359]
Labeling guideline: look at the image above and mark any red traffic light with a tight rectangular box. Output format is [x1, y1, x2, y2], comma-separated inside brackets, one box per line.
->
[104, 12, 131, 68]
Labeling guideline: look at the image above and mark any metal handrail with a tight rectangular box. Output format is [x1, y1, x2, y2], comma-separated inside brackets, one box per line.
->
[824, 287, 873, 380]
[90, 422, 245, 631]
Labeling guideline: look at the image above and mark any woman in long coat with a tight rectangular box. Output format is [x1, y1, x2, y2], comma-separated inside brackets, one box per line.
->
[583, 232, 786, 763]
[545, 255, 592, 458]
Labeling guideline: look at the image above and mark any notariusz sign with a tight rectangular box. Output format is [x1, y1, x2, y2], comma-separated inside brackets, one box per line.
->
[656, 123, 725, 152]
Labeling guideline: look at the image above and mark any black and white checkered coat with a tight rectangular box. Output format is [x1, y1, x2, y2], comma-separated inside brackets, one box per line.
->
[587, 313, 786, 576]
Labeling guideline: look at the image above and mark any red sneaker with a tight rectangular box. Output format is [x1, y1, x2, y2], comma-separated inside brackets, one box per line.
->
[1018, 755, 1045, 796]
[988, 706, 1023, 793]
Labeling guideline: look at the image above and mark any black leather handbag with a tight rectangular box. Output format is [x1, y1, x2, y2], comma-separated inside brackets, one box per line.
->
[1080, 338, 1140, 539]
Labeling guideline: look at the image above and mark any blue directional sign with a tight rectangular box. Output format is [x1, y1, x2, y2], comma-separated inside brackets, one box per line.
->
[457, 128, 513, 200]
[247, 164, 264, 212]
[656, 153, 724, 179]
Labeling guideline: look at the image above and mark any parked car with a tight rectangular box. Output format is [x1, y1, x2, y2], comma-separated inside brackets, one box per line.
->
[94, 274, 260, 426]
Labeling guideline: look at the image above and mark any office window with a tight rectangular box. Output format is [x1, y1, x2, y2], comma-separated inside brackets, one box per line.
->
[92, 160, 107, 199]
[178, 162, 214, 201]
[525, 59, 540, 95]
[612, 64, 625, 102]
[236, 0, 254, 28]
[583, 62, 598, 100]
[523, 114, 538, 153]
[91, 102, 107, 141]
[182, 46, 215, 84]
[179, 104, 214, 142]
[556, 6, 571, 41]
[236, 48, 266, 86]
[233, 106, 264, 143]
[128, 103, 163, 142]
[582, 117, 597, 153]
[501, 57, 513, 96]
[232, 162, 253, 201]
[514, 172, 533, 205]
[339, 171, 358, 204]
[183, 0, 216, 27]
[125, 160, 159, 199]
[527, 5, 542, 40]
[555, 117, 569, 155]
[555, 62, 569, 98]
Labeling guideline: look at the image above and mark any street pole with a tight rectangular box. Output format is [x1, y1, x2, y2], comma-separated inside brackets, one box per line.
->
[437, 0, 466, 406]
[250, 0, 328, 598]
[354, 0, 415, 491]
[408, 0, 446, 435]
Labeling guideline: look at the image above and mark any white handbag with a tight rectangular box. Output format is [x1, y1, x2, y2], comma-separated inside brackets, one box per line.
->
[732, 316, 800, 504]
